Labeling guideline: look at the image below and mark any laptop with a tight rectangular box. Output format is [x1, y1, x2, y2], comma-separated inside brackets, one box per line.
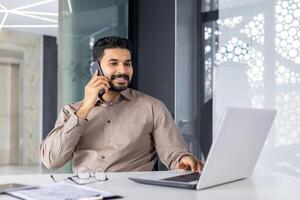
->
[129, 107, 276, 190]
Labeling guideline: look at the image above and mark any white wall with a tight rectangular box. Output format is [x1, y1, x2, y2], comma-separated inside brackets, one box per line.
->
[0, 29, 42, 165]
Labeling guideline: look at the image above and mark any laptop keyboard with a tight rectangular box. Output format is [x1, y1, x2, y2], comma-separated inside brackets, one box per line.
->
[162, 172, 201, 183]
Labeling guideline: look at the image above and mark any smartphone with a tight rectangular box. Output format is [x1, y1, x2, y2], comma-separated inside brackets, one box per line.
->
[89, 61, 105, 97]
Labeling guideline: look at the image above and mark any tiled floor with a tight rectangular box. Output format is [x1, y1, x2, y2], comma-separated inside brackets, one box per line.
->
[0, 165, 70, 175]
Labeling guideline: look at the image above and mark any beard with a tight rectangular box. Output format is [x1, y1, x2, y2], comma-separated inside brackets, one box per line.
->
[109, 73, 131, 92]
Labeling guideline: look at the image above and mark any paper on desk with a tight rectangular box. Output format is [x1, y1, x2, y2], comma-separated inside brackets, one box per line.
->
[8, 182, 118, 200]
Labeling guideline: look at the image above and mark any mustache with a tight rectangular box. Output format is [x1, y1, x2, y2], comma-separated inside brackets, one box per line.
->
[111, 74, 129, 81]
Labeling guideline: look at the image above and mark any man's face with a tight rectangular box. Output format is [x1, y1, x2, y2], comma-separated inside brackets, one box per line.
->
[99, 48, 133, 92]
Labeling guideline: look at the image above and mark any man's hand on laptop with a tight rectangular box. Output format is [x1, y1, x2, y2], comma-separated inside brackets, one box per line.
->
[176, 155, 205, 173]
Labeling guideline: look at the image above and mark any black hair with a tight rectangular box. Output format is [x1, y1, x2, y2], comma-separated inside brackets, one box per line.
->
[92, 36, 132, 62]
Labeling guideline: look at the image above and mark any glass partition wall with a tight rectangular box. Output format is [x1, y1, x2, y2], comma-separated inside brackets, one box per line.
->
[58, 0, 128, 171]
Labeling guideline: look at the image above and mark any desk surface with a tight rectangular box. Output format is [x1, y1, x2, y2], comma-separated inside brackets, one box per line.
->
[0, 169, 299, 200]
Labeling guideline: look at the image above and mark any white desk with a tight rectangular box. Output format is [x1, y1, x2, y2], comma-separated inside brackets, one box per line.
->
[0, 169, 299, 200]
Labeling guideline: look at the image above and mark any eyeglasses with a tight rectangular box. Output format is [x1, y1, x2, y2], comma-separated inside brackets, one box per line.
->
[77, 167, 107, 181]
[50, 167, 108, 185]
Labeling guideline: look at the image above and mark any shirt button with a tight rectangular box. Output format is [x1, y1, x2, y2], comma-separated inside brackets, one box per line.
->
[101, 156, 106, 159]
[107, 120, 111, 123]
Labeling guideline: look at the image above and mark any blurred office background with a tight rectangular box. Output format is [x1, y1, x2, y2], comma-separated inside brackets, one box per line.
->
[0, 0, 299, 176]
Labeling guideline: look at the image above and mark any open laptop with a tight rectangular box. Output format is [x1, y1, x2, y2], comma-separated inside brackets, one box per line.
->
[129, 107, 276, 190]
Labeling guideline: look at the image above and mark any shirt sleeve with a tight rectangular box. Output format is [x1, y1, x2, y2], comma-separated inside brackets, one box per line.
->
[39, 104, 88, 169]
[152, 101, 193, 170]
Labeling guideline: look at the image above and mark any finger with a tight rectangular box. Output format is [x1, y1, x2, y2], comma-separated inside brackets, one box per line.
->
[182, 156, 197, 172]
[89, 70, 99, 83]
[183, 162, 190, 170]
[90, 75, 109, 85]
[197, 162, 201, 172]
[189, 159, 197, 172]
[98, 85, 109, 94]
[99, 75, 110, 82]
[93, 69, 98, 76]
[88, 70, 109, 84]
[104, 86, 109, 93]
[175, 162, 183, 169]
[197, 160, 205, 172]
[176, 162, 188, 171]
[200, 160, 205, 168]
[92, 79, 110, 88]
[87, 71, 98, 86]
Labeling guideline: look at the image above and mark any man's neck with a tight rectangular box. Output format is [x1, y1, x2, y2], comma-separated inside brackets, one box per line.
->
[101, 90, 120, 103]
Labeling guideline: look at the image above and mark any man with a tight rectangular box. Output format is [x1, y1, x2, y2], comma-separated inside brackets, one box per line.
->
[40, 36, 203, 173]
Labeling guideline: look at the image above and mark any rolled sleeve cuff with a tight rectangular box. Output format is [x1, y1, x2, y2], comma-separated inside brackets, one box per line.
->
[62, 112, 89, 135]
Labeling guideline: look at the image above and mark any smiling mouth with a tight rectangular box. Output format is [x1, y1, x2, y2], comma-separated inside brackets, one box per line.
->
[113, 78, 128, 84]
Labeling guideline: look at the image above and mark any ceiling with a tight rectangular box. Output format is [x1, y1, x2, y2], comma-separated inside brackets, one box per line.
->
[0, 0, 58, 37]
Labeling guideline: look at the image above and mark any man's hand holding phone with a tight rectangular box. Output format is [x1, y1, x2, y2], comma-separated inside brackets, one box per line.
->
[77, 70, 110, 119]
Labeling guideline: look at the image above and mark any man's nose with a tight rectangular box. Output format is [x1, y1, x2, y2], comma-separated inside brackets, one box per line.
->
[116, 64, 126, 73]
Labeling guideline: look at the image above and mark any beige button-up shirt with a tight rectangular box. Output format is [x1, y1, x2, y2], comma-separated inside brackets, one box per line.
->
[40, 88, 191, 172]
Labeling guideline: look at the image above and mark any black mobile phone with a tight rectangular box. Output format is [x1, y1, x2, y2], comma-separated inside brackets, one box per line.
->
[89, 61, 105, 97]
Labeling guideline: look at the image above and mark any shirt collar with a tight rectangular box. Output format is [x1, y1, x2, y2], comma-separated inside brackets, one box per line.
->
[120, 88, 135, 101]
[96, 88, 135, 105]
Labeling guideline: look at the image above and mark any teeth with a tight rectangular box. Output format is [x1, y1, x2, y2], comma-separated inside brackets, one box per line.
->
[115, 78, 126, 81]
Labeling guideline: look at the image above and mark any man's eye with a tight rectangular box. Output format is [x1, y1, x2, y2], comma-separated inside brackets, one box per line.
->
[109, 62, 118, 66]
[124, 63, 131, 67]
